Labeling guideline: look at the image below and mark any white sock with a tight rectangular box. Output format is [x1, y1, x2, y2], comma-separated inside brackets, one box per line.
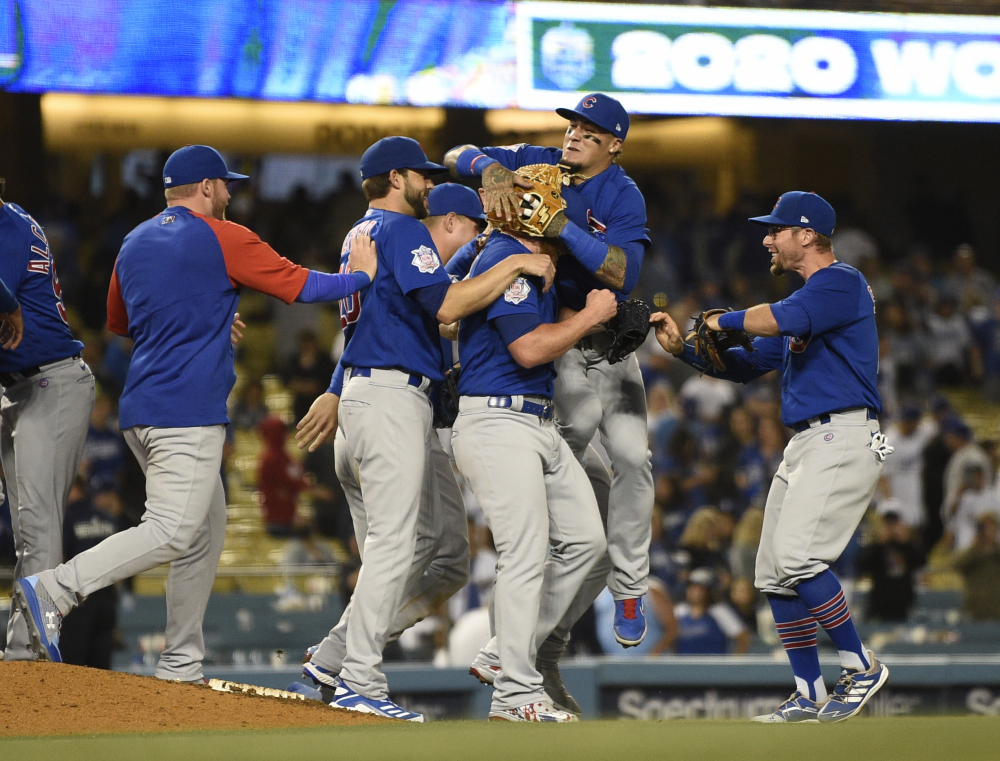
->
[839, 649, 869, 671]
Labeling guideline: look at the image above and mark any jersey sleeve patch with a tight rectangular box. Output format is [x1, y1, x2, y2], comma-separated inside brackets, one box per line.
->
[411, 245, 441, 274]
[503, 277, 531, 305]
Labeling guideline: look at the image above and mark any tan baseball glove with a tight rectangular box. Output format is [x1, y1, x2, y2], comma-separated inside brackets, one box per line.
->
[486, 164, 571, 236]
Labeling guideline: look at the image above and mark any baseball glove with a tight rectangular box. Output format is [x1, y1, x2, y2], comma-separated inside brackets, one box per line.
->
[432, 364, 461, 429]
[686, 308, 754, 372]
[486, 164, 573, 236]
[604, 299, 651, 364]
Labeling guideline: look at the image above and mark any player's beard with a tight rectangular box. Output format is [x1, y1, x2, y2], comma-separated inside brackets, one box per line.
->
[403, 183, 428, 219]
[210, 188, 228, 221]
[769, 250, 784, 276]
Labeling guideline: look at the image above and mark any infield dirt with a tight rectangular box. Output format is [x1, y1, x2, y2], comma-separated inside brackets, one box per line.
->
[0, 661, 385, 736]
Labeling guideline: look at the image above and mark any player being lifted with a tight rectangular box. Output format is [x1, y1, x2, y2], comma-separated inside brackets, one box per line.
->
[445, 93, 653, 710]
[650, 192, 892, 723]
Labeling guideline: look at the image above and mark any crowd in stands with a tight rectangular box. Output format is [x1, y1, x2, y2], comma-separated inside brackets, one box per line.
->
[3, 157, 1000, 667]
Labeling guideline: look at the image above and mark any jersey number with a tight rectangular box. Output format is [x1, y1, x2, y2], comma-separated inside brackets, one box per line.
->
[338, 219, 376, 329]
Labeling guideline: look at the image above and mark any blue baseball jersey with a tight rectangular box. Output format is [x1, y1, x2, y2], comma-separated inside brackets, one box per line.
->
[0, 203, 83, 373]
[109, 207, 309, 429]
[682, 262, 881, 427]
[338, 209, 451, 382]
[481, 144, 650, 310]
[445, 237, 479, 281]
[458, 232, 558, 398]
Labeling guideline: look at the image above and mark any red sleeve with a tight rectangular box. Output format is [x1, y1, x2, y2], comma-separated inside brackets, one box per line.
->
[198, 214, 309, 304]
[106, 267, 129, 336]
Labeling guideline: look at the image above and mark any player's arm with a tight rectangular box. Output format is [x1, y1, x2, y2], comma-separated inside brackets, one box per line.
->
[445, 144, 558, 224]
[434, 253, 556, 325]
[650, 310, 781, 382]
[106, 267, 130, 337]
[705, 304, 781, 337]
[0, 275, 23, 350]
[295, 362, 344, 452]
[506, 289, 618, 368]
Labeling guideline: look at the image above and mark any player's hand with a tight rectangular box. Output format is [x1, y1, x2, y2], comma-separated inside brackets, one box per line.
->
[515, 254, 556, 293]
[705, 312, 723, 331]
[230, 312, 245, 346]
[439, 321, 459, 341]
[481, 162, 534, 224]
[349, 234, 378, 281]
[583, 289, 618, 326]
[296, 393, 339, 452]
[650, 311, 684, 355]
[0, 306, 24, 350]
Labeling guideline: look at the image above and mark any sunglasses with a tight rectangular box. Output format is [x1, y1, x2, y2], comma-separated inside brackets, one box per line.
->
[767, 225, 793, 238]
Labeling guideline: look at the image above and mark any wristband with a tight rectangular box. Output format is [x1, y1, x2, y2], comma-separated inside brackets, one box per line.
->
[717, 310, 746, 331]
[455, 148, 498, 179]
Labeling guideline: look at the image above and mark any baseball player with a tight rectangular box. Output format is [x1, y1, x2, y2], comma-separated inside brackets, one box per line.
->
[651, 191, 893, 723]
[445, 93, 652, 679]
[301, 137, 554, 722]
[12, 145, 377, 679]
[452, 228, 616, 721]
[297, 182, 487, 698]
[1, 177, 95, 662]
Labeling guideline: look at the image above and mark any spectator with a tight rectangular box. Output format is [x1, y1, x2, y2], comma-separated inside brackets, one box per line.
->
[945, 244, 995, 314]
[880, 300, 928, 398]
[725, 407, 764, 509]
[729, 577, 759, 634]
[256, 414, 307, 537]
[857, 512, 923, 623]
[922, 398, 957, 550]
[952, 513, 1000, 621]
[878, 404, 937, 531]
[60, 476, 122, 669]
[80, 389, 126, 496]
[302, 440, 351, 543]
[673, 569, 749, 655]
[924, 295, 980, 387]
[676, 506, 730, 588]
[940, 418, 992, 541]
[594, 577, 678, 655]
[946, 463, 1000, 553]
[647, 381, 680, 459]
[648, 505, 680, 591]
[282, 330, 336, 425]
[231, 378, 269, 432]
[728, 507, 764, 583]
[281, 516, 335, 567]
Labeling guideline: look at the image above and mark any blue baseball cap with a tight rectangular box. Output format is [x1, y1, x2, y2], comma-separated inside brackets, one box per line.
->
[749, 191, 836, 237]
[427, 183, 485, 221]
[163, 145, 248, 188]
[556, 93, 629, 141]
[359, 136, 447, 180]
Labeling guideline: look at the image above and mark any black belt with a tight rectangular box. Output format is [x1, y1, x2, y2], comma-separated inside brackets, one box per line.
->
[487, 395, 554, 420]
[349, 367, 423, 388]
[0, 353, 81, 388]
[792, 407, 878, 433]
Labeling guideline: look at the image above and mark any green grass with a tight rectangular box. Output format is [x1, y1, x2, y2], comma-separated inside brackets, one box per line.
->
[2, 717, 997, 761]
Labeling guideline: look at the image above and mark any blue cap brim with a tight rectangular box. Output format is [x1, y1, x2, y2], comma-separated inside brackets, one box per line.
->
[556, 107, 601, 128]
[748, 214, 788, 226]
[408, 161, 448, 175]
[224, 172, 250, 181]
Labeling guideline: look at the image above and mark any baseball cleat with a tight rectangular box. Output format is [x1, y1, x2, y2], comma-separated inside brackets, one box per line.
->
[286, 681, 323, 701]
[329, 684, 425, 722]
[489, 700, 578, 722]
[751, 691, 822, 723]
[613, 597, 647, 647]
[817, 649, 889, 723]
[302, 644, 319, 664]
[303, 660, 341, 689]
[12, 576, 62, 663]
[469, 651, 502, 685]
[538, 663, 581, 716]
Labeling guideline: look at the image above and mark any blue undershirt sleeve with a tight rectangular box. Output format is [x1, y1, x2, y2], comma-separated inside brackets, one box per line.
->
[558, 220, 608, 274]
[295, 270, 370, 303]
[0, 277, 18, 313]
[411, 280, 452, 318]
[327, 361, 345, 396]
[495, 313, 542, 346]
[769, 301, 812, 337]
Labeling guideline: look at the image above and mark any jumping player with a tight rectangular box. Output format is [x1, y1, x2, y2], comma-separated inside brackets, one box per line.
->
[650, 191, 892, 723]
[445, 92, 653, 688]
[1, 177, 94, 662]
[312, 137, 554, 722]
[12, 145, 377, 680]
[452, 228, 616, 721]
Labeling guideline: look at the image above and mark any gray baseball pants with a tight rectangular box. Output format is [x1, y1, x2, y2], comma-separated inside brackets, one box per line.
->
[452, 396, 605, 710]
[36, 424, 227, 681]
[2, 356, 94, 660]
[554, 339, 653, 599]
[756, 409, 884, 596]
[310, 422, 470, 675]
[332, 369, 437, 700]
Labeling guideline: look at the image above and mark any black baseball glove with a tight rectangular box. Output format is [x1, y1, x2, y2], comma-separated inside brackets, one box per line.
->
[432, 364, 461, 429]
[686, 308, 754, 372]
[604, 299, 651, 364]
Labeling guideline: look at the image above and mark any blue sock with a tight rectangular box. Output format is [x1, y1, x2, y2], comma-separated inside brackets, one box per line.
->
[767, 594, 826, 702]
[794, 569, 870, 671]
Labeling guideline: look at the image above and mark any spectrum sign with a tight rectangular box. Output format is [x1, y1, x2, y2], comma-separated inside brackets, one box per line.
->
[517, 2, 1000, 121]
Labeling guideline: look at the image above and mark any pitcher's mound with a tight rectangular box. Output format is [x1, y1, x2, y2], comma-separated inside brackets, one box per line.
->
[0, 662, 387, 737]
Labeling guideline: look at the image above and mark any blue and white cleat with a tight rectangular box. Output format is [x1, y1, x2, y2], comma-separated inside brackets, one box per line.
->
[12, 576, 62, 662]
[613, 597, 647, 647]
[286, 681, 324, 701]
[751, 691, 822, 723]
[303, 660, 341, 689]
[489, 700, 578, 722]
[817, 649, 889, 723]
[329, 684, 425, 722]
